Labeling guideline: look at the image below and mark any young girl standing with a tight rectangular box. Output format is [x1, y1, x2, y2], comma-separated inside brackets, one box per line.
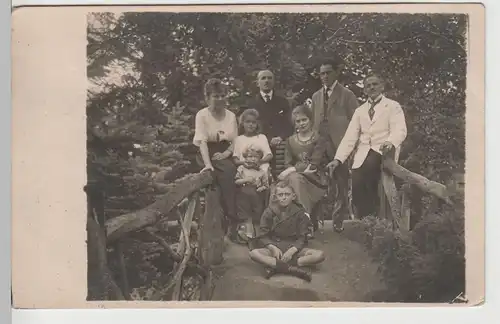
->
[233, 109, 273, 242]
[233, 109, 273, 176]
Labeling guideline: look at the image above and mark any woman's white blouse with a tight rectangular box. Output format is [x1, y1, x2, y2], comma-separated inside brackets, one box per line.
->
[192, 107, 238, 147]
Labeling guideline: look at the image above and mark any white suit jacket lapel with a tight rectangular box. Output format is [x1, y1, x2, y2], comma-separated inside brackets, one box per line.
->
[360, 101, 371, 126]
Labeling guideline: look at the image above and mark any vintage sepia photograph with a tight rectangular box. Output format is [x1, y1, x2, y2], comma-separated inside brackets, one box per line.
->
[84, 8, 470, 303]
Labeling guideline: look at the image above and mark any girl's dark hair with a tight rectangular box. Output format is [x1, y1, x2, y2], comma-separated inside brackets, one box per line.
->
[238, 108, 262, 135]
[290, 104, 313, 125]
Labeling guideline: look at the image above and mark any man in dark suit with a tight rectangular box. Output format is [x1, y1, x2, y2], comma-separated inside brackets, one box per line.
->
[245, 70, 294, 179]
[247, 70, 294, 147]
[306, 58, 360, 232]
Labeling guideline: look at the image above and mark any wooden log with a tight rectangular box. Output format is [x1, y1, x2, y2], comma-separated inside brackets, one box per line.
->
[87, 217, 124, 301]
[382, 158, 453, 204]
[105, 171, 214, 242]
[156, 220, 199, 231]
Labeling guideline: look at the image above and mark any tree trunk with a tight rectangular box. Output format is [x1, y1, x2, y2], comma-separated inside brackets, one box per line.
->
[87, 216, 124, 301]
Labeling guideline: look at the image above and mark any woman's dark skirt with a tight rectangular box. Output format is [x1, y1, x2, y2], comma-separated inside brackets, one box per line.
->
[196, 141, 238, 231]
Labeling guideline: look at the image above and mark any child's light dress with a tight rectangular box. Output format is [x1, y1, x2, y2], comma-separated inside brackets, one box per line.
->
[233, 134, 272, 175]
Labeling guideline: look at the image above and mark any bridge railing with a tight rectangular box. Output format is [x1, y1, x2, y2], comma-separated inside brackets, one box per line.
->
[376, 153, 463, 232]
[86, 170, 224, 301]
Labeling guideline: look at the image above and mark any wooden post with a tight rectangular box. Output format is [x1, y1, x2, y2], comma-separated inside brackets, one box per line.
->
[381, 170, 402, 229]
[400, 183, 412, 232]
[377, 180, 387, 220]
[409, 186, 423, 230]
[197, 186, 225, 301]
[378, 150, 401, 227]
[198, 187, 224, 266]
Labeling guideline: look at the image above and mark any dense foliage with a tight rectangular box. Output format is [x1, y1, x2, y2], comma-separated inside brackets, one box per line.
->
[87, 11, 467, 300]
[352, 188, 465, 302]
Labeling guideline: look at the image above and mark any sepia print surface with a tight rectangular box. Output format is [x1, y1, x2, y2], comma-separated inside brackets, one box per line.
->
[11, 4, 484, 309]
[86, 9, 468, 303]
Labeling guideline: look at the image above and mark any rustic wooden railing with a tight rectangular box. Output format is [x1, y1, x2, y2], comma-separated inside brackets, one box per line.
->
[86, 149, 463, 301]
[86, 170, 224, 301]
[377, 153, 464, 232]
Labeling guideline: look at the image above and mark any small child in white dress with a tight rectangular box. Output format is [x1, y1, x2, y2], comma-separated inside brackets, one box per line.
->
[235, 147, 270, 240]
[233, 108, 273, 177]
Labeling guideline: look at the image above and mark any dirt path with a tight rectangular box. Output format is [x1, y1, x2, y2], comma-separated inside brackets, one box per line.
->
[211, 222, 386, 302]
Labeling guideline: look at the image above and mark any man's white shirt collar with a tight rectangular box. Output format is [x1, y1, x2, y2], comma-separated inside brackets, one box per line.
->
[260, 90, 273, 101]
[324, 80, 338, 93]
[368, 94, 384, 104]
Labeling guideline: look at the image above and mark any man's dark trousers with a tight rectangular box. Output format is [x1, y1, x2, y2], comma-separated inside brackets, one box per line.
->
[351, 149, 383, 219]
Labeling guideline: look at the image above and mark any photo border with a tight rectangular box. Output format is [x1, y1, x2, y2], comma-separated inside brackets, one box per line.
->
[8, 1, 493, 322]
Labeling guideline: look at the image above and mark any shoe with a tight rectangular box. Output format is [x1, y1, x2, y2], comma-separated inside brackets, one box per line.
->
[287, 265, 312, 282]
[264, 268, 276, 279]
[333, 221, 345, 233]
[226, 224, 243, 244]
[333, 226, 344, 233]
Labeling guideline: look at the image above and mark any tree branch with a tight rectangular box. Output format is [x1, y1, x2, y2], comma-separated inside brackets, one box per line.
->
[425, 29, 467, 53]
[148, 210, 194, 301]
[172, 209, 193, 300]
[336, 34, 424, 45]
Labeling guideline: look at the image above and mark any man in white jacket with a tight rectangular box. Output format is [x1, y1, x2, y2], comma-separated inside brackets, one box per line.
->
[327, 73, 407, 219]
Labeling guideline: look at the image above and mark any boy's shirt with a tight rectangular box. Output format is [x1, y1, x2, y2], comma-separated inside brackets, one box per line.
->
[258, 202, 309, 251]
[235, 165, 269, 189]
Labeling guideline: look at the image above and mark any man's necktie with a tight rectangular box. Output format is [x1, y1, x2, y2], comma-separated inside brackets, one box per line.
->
[369, 98, 381, 120]
[323, 88, 330, 121]
[265, 94, 270, 103]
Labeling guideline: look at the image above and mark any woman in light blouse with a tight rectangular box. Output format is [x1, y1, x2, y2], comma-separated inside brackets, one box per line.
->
[193, 78, 239, 241]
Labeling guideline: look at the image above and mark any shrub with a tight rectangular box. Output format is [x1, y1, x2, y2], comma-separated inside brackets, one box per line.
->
[362, 198, 465, 303]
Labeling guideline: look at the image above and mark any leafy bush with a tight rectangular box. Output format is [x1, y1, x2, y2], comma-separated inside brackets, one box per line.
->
[363, 198, 465, 303]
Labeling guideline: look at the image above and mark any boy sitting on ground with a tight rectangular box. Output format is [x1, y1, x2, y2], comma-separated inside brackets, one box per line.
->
[249, 180, 325, 282]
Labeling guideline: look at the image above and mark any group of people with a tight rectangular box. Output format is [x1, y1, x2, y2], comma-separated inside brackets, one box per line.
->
[192, 58, 407, 281]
